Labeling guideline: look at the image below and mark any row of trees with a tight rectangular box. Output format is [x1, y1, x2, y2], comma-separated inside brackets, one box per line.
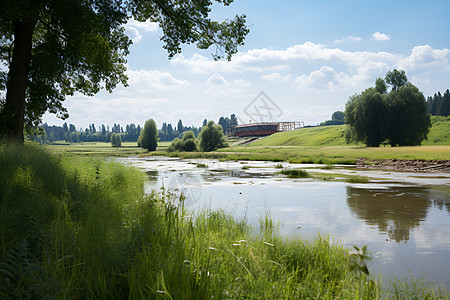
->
[159, 120, 202, 141]
[28, 122, 142, 144]
[320, 111, 345, 126]
[137, 118, 227, 152]
[218, 114, 238, 134]
[427, 90, 450, 116]
[345, 70, 431, 147]
[29, 113, 238, 145]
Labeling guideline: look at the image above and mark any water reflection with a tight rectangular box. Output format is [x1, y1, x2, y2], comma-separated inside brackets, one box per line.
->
[430, 185, 450, 214]
[146, 170, 159, 182]
[346, 186, 431, 243]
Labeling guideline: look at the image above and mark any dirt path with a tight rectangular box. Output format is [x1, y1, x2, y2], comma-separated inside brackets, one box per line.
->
[356, 158, 450, 173]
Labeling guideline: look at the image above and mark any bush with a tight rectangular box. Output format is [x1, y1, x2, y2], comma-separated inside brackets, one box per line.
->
[167, 131, 197, 152]
[198, 120, 228, 152]
[279, 169, 310, 178]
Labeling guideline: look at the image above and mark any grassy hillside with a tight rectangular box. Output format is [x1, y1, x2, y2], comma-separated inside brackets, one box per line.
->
[252, 116, 450, 147]
[250, 125, 347, 147]
[422, 116, 450, 145]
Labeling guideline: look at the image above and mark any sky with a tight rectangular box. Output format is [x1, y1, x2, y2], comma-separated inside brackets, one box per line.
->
[43, 0, 450, 130]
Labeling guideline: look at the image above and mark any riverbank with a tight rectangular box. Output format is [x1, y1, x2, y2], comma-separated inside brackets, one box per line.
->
[1, 143, 448, 298]
[356, 158, 450, 172]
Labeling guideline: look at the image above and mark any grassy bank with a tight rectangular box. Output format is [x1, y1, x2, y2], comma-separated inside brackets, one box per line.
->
[42, 117, 450, 164]
[1, 144, 447, 298]
[252, 116, 450, 147]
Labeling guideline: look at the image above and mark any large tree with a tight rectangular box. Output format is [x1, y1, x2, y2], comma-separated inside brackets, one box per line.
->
[385, 84, 430, 146]
[345, 89, 387, 147]
[198, 120, 227, 152]
[345, 70, 430, 147]
[0, 1, 249, 142]
[138, 118, 158, 151]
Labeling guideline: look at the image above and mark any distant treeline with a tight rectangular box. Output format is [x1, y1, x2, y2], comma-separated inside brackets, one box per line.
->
[427, 89, 450, 116]
[319, 89, 450, 127]
[28, 114, 238, 144]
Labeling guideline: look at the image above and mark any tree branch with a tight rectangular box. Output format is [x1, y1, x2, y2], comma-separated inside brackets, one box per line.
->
[37, 17, 68, 42]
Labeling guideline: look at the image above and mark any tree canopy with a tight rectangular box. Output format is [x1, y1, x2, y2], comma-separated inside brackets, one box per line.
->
[167, 130, 197, 152]
[138, 119, 158, 151]
[345, 70, 430, 147]
[198, 120, 227, 152]
[0, 0, 249, 142]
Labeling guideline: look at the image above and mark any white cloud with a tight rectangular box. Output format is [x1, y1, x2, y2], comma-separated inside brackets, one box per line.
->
[207, 73, 229, 85]
[172, 42, 400, 77]
[334, 35, 362, 43]
[126, 69, 190, 91]
[49, 94, 169, 129]
[282, 104, 345, 125]
[294, 66, 352, 91]
[261, 73, 292, 82]
[397, 45, 449, 72]
[124, 19, 158, 42]
[372, 32, 390, 41]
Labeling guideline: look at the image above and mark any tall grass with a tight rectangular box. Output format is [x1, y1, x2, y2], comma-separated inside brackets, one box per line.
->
[279, 169, 310, 178]
[0, 143, 448, 298]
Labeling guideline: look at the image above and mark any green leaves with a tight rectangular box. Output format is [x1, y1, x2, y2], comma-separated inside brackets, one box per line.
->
[198, 120, 228, 152]
[130, 0, 249, 60]
[139, 118, 158, 151]
[345, 70, 431, 147]
[1, 0, 248, 141]
[348, 245, 371, 277]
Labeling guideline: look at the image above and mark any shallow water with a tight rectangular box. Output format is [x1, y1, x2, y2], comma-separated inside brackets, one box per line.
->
[120, 156, 450, 289]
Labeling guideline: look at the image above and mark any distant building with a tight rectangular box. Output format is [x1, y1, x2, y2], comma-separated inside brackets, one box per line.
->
[231, 121, 304, 137]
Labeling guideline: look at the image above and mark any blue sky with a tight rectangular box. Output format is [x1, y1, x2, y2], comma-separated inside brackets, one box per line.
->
[43, 0, 450, 129]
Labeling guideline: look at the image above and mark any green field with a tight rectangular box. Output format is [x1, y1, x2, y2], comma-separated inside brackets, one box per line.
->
[250, 125, 348, 147]
[251, 116, 450, 147]
[43, 116, 450, 163]
[422, 116, 450, 145]
[44, 141, 171, 156]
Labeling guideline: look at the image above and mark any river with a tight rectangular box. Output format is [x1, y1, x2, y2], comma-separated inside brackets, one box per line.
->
[120, 156, 450, 289]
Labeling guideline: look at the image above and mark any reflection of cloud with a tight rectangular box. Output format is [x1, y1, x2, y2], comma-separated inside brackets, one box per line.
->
[346, 186, 431, 243]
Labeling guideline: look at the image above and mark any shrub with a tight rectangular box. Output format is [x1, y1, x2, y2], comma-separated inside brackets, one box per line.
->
[198, 120, 228, 152]
[167, 131, 198, 152]
[279, 169, 310, 178]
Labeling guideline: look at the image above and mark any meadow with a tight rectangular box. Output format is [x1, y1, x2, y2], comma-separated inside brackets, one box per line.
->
[1, 143, 448, 298]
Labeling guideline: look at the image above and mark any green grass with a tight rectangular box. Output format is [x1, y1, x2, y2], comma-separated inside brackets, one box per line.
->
[422, 116, 450, 145]
[214, 145, 450, 163]
[44, 140, 172, 156]
[252, 116, 450, 147]
[346, 175, 370, 183]
[279, 169, 310, 178]
[250, 125, 348, 147]
[43, 117, 450, 164]
[1, 143, 447, 298]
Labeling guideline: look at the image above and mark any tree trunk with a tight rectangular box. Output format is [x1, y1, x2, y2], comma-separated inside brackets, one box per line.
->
[3, 19, 36, 143]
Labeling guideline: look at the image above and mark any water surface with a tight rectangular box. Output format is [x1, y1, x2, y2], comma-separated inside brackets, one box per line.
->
[120, 157, 450, 288]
